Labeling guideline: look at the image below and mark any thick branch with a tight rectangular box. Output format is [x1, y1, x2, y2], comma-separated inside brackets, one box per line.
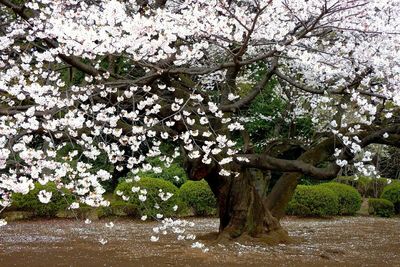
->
[274, 68, 386, 99]
[237, 154, 339, 180]
[220, 58, 277, 112]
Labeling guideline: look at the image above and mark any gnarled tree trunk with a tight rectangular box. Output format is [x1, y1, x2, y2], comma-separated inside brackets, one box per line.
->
[215, 170, 289, 243]
[185, 137, 342, 243]
[198, 165, 290, 244]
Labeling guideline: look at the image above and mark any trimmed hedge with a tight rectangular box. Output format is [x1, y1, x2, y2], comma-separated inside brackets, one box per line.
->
[319, 182, 362, 215]
[135, 157, 188, 187]
[114, 177, 182, 218]
[287, 185, 339, 217]
[368, 198, 395, 218]
[11, 182, 74, 217]
[381, 183, 400, 214]
[154, 163, 188, 188]
[178, 180, 217, 216]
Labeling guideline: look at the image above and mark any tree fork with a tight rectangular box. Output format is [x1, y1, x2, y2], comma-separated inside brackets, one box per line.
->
[202, 167, 290, 244]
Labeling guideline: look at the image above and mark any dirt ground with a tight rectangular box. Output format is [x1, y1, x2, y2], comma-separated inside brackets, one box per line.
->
[0, 216, 399, 267]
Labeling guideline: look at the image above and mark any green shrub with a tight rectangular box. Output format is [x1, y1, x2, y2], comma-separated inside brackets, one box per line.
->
[137, 162, 188, 188]
[178, 180, 217, 216]
[106, 200, 138, 217]
[319, 182, 362, 215]
[381, 183, 400, 214]
[12, 182, 75, 217]
[368, 198, 395, 218]
[114, 177, 181, 218]
[286, 185, 339, 217]
[335, 176, 395, 197]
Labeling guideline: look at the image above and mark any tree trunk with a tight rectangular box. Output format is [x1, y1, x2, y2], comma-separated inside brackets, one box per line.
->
[206, 168, 290, 244]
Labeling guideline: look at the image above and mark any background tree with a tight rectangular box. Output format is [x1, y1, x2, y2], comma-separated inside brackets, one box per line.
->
[0, 0, 399, 242]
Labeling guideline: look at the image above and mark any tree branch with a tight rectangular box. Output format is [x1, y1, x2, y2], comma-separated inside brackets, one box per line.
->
[220, 58, 278, 112]
[238, 153, 339, 180]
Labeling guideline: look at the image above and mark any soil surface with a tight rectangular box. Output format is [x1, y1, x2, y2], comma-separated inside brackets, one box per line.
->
[0, 216, 399, 267]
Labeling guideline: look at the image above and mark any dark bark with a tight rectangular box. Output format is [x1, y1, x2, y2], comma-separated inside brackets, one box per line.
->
[187, 160, 290, 243]
[265, 137, 337, 219]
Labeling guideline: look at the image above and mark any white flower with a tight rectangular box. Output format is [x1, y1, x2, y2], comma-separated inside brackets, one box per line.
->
[336, 159, 348, 167]
[96, 169, 111, 181]
[219, 169, 231, 176]
[383, 132, 389, 139]
[236, 157, 249, 163]
[200, 117, 209, 125]
[156, 213, 163, 219]
[85, 219, 92, 224]
[191, 241, 205, 249]
[0, 219, 7, 227]
[219, 157, 233, 165]
[173, 205, 178, 211]
[105, 222, 114, 228]
[140, 189, 147, 195]
[385, 112, 393, 119]
[139, 195, 147, 202]
[38, 190, 52, 204]
[171, 103, 180, 112]
[150, 236, 159, 242]
[141, 215, 147, 221]
[228, 93, 239, 101]
[99, 238, 108, 245]
[132, 186, 140, 193]
[186, 234, 196, 240]
[70, 202, 80, 209]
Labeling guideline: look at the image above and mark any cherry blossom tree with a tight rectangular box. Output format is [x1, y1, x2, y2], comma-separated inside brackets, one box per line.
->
[0, 0, 399, 242]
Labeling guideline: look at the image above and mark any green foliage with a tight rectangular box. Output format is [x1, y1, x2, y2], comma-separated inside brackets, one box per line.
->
[12, 182, 74, 217]
[138, 162, 188, 188]
[368, 198, 395, 218]
[133, 154, 188, 187]
[114, 177, 180, 218]
[335, 176, 395, 198]
[239, 78, 314, 149]
[286, 185, 339, 217]
[108, 200, 138, 217]
[318, 182, 362, 215]
[381, 183, 400, 214]
[298, 176, 323, 186]
[178, 180, 217, 216]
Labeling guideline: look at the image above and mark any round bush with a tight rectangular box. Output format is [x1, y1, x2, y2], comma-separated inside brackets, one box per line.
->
[12, 182, 74, 217]
[381, 183, 400, 214]
[138, 163, 188, 188]
[368, 198, 395, 218]
[286, 185, 339, 217]
[319, 182, 362, 215]
[114, 177, 180, 218]
[179, 180, 217, 216]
